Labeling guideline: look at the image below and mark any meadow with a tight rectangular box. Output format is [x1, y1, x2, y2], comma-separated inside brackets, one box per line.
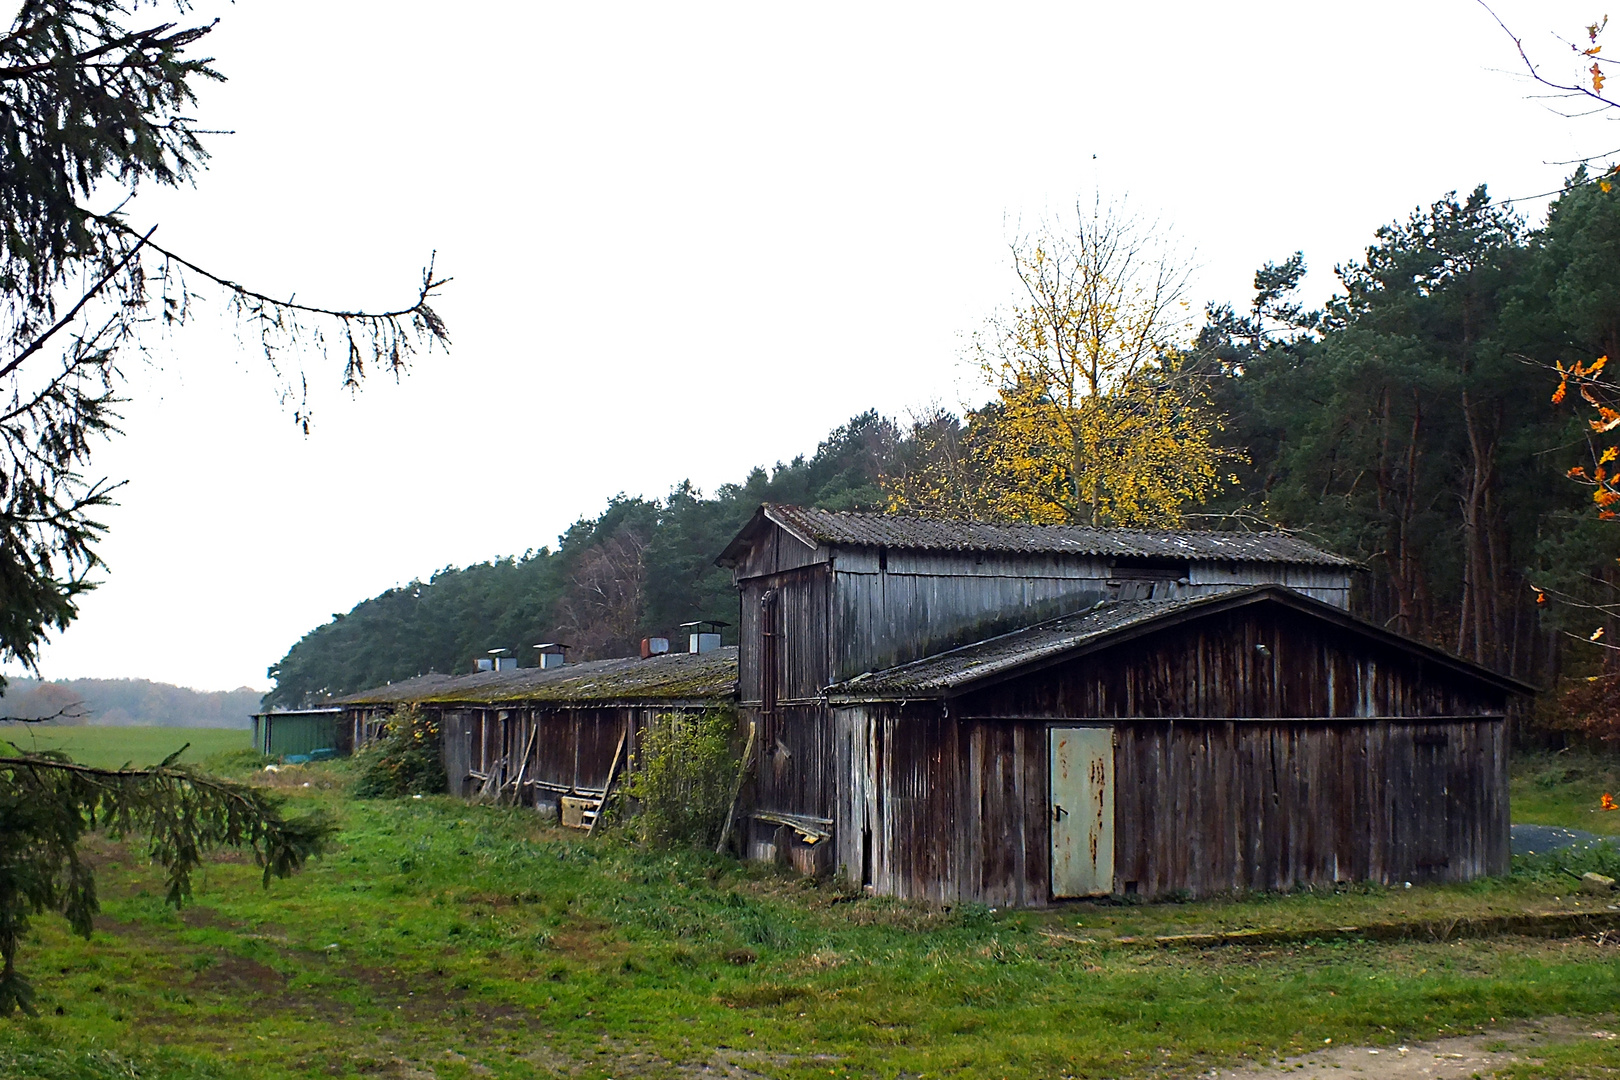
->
[0, 728, 1616, 1079]
[0, 723, 248, 768]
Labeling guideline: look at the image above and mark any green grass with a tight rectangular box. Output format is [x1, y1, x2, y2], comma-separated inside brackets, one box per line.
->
[1510, 748, 1620, 837]
[0, 753, 1615, 1080]
[0, 724, 250, 769]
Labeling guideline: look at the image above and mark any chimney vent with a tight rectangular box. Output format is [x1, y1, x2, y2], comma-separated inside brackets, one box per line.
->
[678, 620, 729, 655]
[533, 642, 569, 669]
[488, 648, 518, 672]
[641, 637, 670, 659]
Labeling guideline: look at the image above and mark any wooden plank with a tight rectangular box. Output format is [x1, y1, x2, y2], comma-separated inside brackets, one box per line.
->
[715, 721, 758, 854]
[587, 726, 628, 838]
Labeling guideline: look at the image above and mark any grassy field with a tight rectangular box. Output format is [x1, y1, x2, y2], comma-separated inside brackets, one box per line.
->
[1511, 749, 1620, 837]
[0, 734, 1615, 1079]
[0, 724, 249, 768]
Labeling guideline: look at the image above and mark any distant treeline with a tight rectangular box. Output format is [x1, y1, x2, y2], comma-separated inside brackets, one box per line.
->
[268, 178, 1620, 727]
[0, 678, 260, 728]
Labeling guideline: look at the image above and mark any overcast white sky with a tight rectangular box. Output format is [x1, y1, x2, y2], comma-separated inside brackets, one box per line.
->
[7, 0, 1613, 693]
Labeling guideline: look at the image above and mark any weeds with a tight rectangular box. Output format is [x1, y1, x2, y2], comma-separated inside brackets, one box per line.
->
[2, 730, 1618, 1079]
[352, 706, 445, 798]
[626, 708, 738, 850]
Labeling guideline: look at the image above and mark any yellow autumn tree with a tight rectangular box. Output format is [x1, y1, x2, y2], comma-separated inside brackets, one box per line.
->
[896, 199, 1231, 526]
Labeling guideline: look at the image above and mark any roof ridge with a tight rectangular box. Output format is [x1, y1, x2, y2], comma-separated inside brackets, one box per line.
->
[772, 503, 1323, 538]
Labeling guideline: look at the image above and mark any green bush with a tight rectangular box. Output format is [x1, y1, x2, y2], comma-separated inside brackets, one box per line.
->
[1512, 839, 1620, 882]
[354, 706, 446, 798]
[627, 709, 739, 850]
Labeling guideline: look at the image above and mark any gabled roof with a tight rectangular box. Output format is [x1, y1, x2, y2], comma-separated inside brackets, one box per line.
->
[337, 647, 737, 707]
[827, 586, 1535, 700]
[717, 504, 1357, 568]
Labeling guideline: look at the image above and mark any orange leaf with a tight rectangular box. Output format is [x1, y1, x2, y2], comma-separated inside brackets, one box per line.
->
[1570, 465, 1590, 478]
[1593, 355, 1610, 374]
[1593, 627, 1607, 641]
[1554, 380, 1569, 404]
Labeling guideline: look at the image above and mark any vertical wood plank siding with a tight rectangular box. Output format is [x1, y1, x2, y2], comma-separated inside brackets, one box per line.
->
[850, 713, 1508, 903]
[429, 705, 710, 803]
[835, 707, 1049, 906]
[1111, 720, 1509, 895]
[840, 605, 1511, 904]
[957, 608, 1496, 720]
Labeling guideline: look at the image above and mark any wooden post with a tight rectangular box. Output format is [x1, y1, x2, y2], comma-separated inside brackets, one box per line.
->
[588, 724, 629, 837]
[504, 723, 539, 806]
[715, 720, 758, 855]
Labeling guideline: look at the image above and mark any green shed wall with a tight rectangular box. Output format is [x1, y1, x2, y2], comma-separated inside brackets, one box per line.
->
[261, 714, 340, 758]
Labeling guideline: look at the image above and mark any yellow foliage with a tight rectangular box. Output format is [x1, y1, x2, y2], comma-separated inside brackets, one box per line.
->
[891, 205, 1237, 527]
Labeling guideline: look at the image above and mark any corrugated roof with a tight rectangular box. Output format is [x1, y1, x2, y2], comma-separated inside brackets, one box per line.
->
[830, 594, 1223, 697]
[828, 587, 1534, 699]
[720, 504, 1356, 567]
[337, 647, 738, 707]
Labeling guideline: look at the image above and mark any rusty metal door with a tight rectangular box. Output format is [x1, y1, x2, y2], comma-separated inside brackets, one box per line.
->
[1050, 726, 1114, 897]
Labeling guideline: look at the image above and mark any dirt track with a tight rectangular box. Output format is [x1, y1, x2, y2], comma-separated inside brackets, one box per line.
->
[1222, 1017, 1618, 1080]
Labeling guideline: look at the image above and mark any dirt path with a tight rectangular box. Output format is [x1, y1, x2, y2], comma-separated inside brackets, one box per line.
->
[1222, 1017, 1618, 1080]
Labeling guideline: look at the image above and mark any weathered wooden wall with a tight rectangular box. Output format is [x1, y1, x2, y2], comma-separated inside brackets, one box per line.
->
[835, 705, 1049, 906]
[1112, 718, 1509, 895]
[832, 604, 1513, 904]
[733, 529, 1356, 701]
[957, 606, 1506, 720]
[431, 705, 688, 807]
[738, 566, 832, 705]
[837, 710, 1508, 904]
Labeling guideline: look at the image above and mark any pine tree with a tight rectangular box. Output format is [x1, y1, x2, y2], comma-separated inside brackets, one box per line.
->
[0, 743, 334, 1015]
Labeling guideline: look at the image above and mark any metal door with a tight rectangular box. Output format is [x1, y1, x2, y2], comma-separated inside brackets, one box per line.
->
[1050, 726, 1114, 897]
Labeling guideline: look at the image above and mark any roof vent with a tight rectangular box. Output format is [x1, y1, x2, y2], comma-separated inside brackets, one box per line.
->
[488, 647, 519, 672]
[533, 642, 569, 669]
[679, 620, 729, 655]
[641, 637, 670, 659]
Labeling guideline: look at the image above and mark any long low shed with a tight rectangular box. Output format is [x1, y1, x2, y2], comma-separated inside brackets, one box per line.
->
[251, 707, 346, 759]
[826, 586, 1534, 905]
[338, 649, 738, 820]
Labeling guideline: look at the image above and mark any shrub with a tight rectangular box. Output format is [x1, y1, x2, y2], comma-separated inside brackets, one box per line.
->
[627, 709, 739, 850]
[1513, 839, 1620, 883]
[354, 706, 446, 798]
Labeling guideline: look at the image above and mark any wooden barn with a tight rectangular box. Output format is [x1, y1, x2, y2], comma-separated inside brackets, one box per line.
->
[717, 504, 1533, 903]
[338, 648, 736, 825]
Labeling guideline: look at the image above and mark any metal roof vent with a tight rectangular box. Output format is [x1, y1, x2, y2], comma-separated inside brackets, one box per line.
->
[679, 620, 729, 654]
[534, 642, 569, 669]
[488, 647, 518, 672]
[641, 637, 670, 659]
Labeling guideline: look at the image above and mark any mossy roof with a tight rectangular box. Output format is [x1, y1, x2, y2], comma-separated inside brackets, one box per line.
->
[336, 647, 737, 707]
[718, 504, 1359, 567]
